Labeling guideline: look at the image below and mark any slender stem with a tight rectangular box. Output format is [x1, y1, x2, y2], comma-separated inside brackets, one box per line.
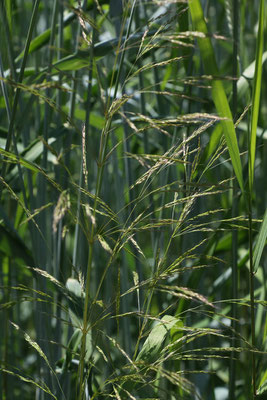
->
[0, 0, 17, 79]
[229, 0, 239, 398]
[71, 0, 88, 270]
[0, 51, 29, 218]
[0, 0, 41, 199]
[248, 192, 256, 398]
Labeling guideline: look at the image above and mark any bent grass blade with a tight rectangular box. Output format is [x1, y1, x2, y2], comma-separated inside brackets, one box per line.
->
[188, 0, 244, 192]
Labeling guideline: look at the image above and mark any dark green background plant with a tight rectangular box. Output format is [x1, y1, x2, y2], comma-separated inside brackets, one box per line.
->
[0, 1, 266, 399]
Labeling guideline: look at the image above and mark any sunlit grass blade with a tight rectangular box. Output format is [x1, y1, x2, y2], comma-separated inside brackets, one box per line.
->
[249, 0, 265, 191]
[203, 51, 267, 163]
[188, 0, 244, 192]
[253, 208, 267, 274]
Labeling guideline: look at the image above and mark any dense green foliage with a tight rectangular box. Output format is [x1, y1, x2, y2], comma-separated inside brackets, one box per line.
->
[0, 1, 266, 399]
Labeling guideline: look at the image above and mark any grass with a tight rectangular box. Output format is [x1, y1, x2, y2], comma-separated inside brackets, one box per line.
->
[0, 1, 267, 399]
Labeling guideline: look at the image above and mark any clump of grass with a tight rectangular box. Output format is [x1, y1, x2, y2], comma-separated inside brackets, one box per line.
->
[0, 1, 266, 400]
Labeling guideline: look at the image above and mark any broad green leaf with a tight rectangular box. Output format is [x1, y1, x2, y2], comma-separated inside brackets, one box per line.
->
[188, 0, 244, 191]
[253, 208, 267, 273]
[136, 315, 180, 362]
[249, 0, 265, 190]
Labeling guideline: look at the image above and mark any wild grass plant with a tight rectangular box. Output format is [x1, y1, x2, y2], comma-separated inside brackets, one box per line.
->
[0, 1, 267, 399]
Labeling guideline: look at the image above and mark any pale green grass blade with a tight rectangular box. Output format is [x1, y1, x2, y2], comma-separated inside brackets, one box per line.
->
[249, 0, 265, 191]
[237, 51, 267, 102]
[188, 0, 244, 192]
[204, 51, 267, 161]
[253, 208, 267, 274]
[247, 5, 265, 393]
[136, 315, 180, 362]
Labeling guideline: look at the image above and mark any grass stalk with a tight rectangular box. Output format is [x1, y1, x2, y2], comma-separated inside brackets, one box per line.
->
[248, 193, 256, 398]
[71, 0, 89, 270]
[0, 0, 41, 197]
[0, 0, 17, 79]
[229, 0, 239, 398]
[247, 0, 264, 396]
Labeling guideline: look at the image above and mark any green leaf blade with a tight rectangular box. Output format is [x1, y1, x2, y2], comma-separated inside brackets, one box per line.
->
[253, 208, 267, 273]
[188, 0, 244, 192]
[249, 0, 265, 190]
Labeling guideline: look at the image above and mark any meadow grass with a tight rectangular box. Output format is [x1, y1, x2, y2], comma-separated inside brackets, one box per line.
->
[0, 1, 267, 399]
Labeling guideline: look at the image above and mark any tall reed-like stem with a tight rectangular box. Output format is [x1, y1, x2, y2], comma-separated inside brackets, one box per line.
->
[248, 192, 256, 397]
[229, 0, 239, 398]
[247, 0, 264, 397]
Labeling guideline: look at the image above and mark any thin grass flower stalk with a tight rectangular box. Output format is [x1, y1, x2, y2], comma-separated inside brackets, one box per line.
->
[229, 0, 239, 398]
